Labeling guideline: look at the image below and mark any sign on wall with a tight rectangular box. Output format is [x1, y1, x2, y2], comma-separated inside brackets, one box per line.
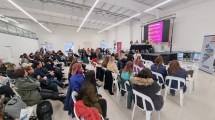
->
[199, 35, 215, 74]
[117, 42, 122, 54]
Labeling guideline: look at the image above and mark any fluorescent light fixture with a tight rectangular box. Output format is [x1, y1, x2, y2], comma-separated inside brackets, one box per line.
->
[77, 0, 100, 32]
[7, 0, 52, 33]
[144, 0, 172, 12]
[98, 13, 141, 33]
[0, 14, 19, 24]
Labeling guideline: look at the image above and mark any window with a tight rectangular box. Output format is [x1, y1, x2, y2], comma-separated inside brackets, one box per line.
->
[64, 42, 74, 56]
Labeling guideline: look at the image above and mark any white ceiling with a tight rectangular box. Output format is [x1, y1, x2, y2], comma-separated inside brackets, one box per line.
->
[0, 0, 202, 30]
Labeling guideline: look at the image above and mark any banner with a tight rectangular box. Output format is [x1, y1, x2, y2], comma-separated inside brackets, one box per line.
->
[117, 42, 122, 54]
[199, 35, 215, 74]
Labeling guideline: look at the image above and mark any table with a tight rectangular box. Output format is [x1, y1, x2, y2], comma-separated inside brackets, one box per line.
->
[141, 52, 178, 65]
[130, 44, 152, 53]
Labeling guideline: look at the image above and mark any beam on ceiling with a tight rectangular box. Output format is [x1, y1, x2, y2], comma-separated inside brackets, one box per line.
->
[100, 0, 161, 16]
[1, 0, 118, 23]
[0, 8, 106, 30]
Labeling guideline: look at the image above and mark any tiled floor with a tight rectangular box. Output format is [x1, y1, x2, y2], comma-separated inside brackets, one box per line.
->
[50, 63, 215, 120]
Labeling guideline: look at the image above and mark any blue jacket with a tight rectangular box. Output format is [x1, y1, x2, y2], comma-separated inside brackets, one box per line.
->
[151, 64, 167, 79]
[70, 74, 84, 92]
[64, 74, 84, 116]
[121, 71, 134, 81]
[34, 67, 50, 78]
[167, 68, 187, 88]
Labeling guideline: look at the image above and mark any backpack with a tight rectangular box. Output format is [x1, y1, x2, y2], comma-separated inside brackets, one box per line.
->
[36, 101, 53, 120]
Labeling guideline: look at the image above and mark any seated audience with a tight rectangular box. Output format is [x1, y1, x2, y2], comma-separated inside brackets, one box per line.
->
[34, 61, 66, 88]
[13, 69, 65, 106]
[120, 61, 134, 109]
[77, 70, 108, 119]
[167, 60, 187, 96]
[25, 66, 59, 93]
[131, 68, 164, 111]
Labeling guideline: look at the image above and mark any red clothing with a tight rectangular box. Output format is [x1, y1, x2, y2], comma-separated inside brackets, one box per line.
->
[74, 100, 102, 120]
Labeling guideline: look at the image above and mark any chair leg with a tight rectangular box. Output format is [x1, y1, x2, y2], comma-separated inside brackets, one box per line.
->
[146, 111, 152, 120]
[131, 105, 136, 120]
[180, 89, 184, 107]
[157, 111, 160, 120]
[164, 87, 168, 101]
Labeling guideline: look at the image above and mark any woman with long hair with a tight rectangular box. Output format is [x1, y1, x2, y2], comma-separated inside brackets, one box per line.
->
[70, 63, 84, 92]
[107, 56, 119, 74]
[167, 60, 187, 96]
[102, 56, 109, 68]
[120, 61, 134, 108]
[131, 68, 164, 111]
[134, 56, 144, 68]
[151, 56, 167, 83]
[77, 70, 108, 119]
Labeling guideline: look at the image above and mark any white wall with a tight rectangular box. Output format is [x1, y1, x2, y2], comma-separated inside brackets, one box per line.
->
[103, 0, 215, 52]
[21, 23, 107, 53]
[104, 21, 141, 50]
[0, 33, 39, 65]
[162, 0, 215, 52]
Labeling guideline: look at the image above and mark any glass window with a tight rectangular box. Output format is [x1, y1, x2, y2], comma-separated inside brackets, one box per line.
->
[64, 42, 74, 56]
[23, 29, 29, 38]
[16, 27, 24, 36]
[0, 21, 8, 33]
[7, 24, 17, 35]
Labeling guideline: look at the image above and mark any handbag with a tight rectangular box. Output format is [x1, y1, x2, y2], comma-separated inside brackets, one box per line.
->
[4, 96, 27, 119]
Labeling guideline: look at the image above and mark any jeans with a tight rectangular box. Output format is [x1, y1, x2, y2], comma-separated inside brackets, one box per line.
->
[98, 99, 107, 118]
[50, 79, 64, 88]
[40, 89, 65, 102]
[0, 85, 15, 98]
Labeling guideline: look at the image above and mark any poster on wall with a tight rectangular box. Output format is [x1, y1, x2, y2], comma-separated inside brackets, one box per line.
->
[117, 42, 122, 54]
[199, 35, 215, 74]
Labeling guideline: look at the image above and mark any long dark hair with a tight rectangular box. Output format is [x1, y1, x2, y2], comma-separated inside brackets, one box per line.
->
[168, 60, 181, 74]
[77, 70, 97, 100]
[136, 68, 152, 79]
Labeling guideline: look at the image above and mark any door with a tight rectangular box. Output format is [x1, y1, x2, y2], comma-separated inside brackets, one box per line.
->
[4, 46, 13, 63]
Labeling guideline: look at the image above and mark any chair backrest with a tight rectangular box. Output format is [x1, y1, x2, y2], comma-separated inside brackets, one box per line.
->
[132, 89, 155, 111]
[71, 91, 78, 103]
[144, 60, 153, 69]
[165, 76, 186, 90]
[121, 80, 130, 91]
[152, 71, 164, 85]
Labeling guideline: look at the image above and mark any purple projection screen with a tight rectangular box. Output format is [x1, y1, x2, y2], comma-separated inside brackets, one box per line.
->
[148, 21, 163, 43]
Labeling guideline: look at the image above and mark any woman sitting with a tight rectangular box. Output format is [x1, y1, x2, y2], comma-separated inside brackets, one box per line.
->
[167, 60, 187, 96]
[107, 56, 119, 74]
[131, 68, 164, 111]
[133, 56, 144, 73]
[70, 63, 84, 92]
[120, 61, 134, 109]
[101, 56, 109, 68]
[151, 56, 167, 86]
[77, 70, 108, 119]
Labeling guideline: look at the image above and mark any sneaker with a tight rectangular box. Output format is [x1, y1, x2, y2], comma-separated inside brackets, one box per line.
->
[170, 90, 175, 96]
[109, 91, 114, 95]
